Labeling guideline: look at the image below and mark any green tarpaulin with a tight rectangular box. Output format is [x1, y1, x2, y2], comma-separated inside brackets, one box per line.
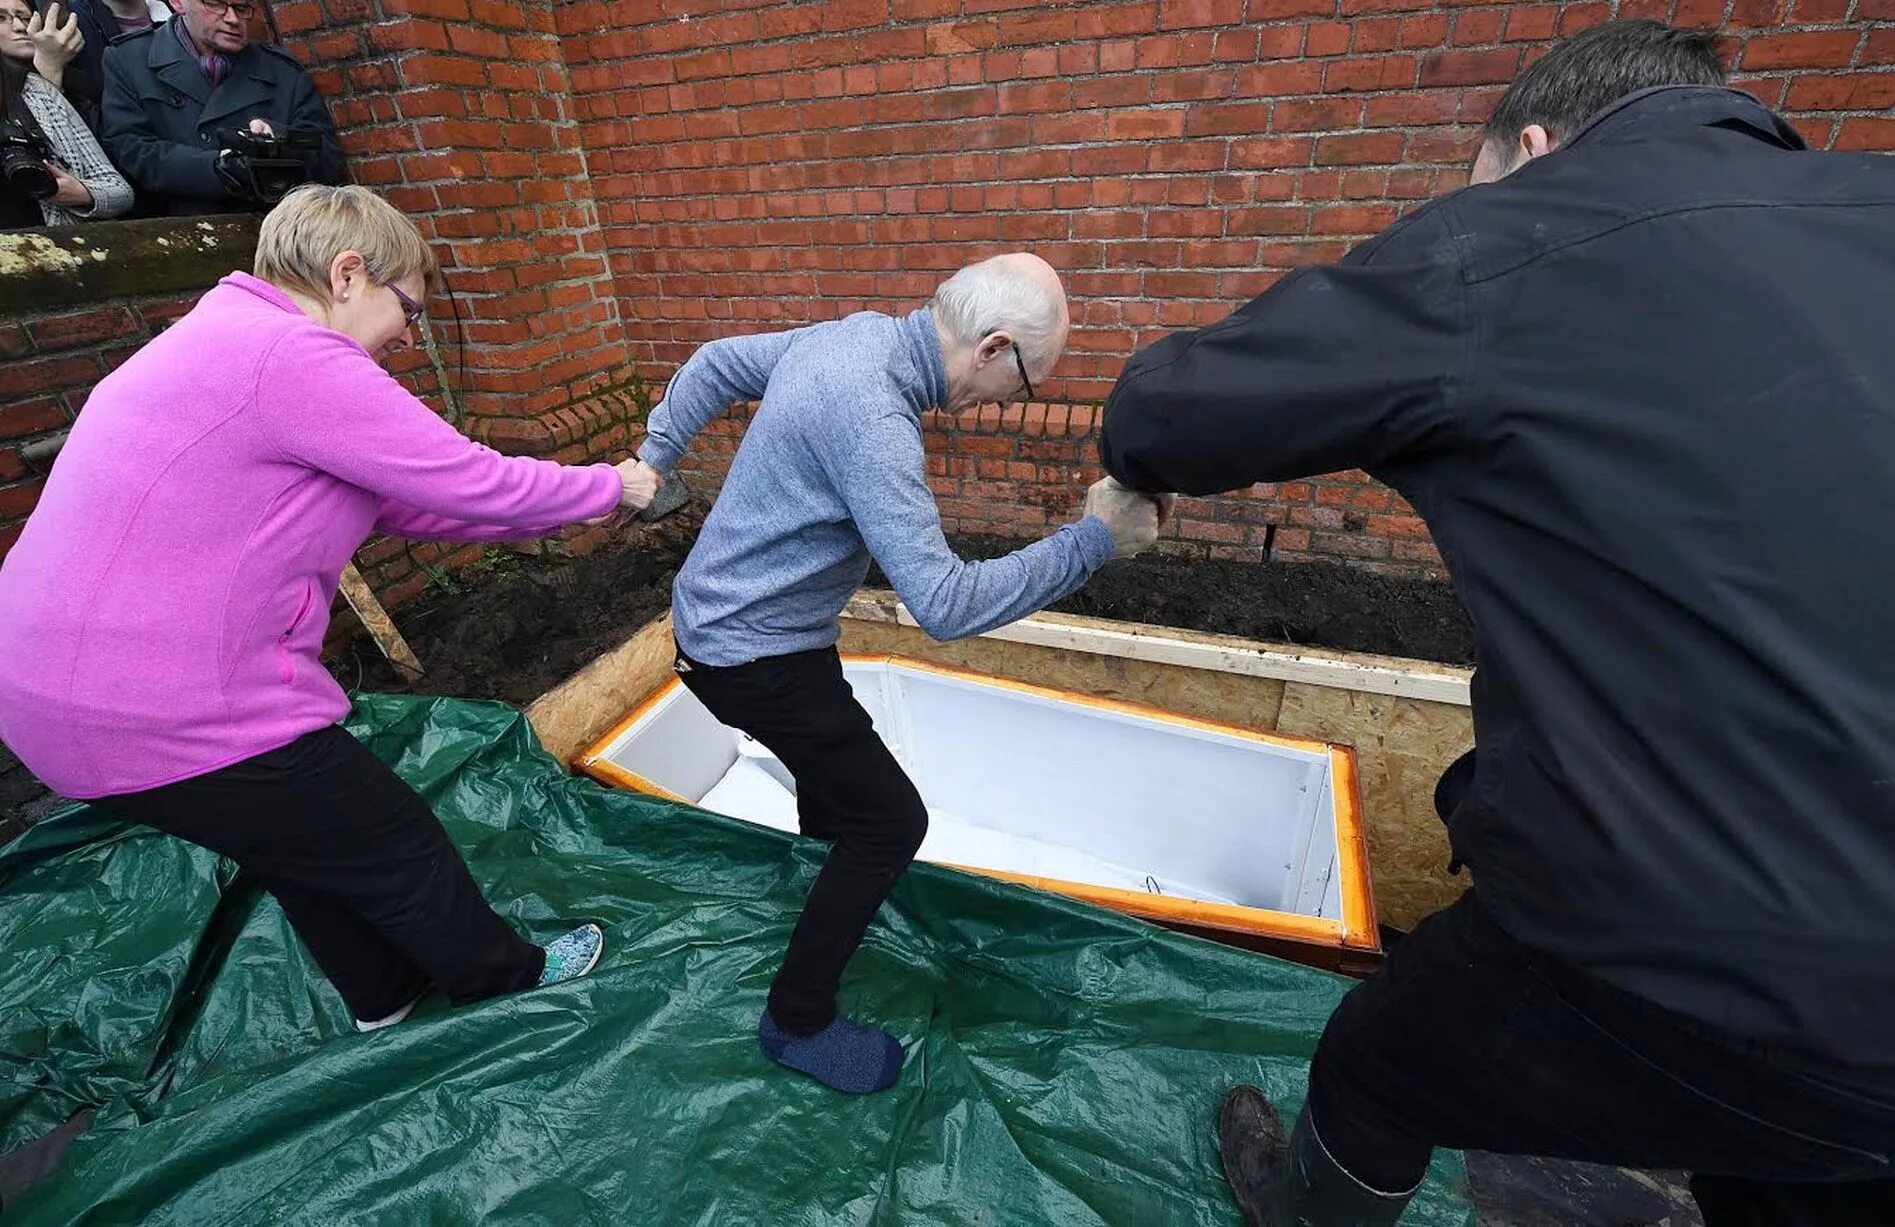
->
[0, 695, 1473, 1224]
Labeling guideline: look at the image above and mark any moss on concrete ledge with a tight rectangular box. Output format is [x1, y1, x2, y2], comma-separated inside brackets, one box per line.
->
[0, 214, 261, 316]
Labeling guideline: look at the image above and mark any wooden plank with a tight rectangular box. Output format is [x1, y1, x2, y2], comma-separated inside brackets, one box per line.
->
[337, 563, 423, 681]
[525, 613, 678, 763]
[843, 590, 1471, 706]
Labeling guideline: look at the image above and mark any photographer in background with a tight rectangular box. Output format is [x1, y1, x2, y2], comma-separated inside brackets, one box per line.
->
[1, 0, 130, 227]
[101, 0, 339, 215]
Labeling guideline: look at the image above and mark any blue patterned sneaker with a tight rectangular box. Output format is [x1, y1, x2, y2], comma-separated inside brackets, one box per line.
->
[536, 923, 604, 987]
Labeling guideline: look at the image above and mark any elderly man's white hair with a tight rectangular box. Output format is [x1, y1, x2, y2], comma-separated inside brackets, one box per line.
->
[929, 254, 1067, 372]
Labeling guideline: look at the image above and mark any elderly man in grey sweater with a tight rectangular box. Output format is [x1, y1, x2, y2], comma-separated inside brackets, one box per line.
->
[629, 253, 1159, 1094]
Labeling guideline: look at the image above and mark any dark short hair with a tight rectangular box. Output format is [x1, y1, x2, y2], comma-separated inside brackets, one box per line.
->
[1484, 20, 1726, 148]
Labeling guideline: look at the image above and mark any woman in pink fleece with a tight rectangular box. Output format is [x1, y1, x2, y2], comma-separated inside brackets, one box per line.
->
[0, 185, 662, 1031]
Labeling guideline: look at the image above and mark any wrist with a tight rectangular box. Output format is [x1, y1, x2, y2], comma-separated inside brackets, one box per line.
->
[1073, 514, 1116, 568]
[635, 439, 678, 473]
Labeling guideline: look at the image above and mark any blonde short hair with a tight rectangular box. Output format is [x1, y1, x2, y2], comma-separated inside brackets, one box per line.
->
[254, 184, 440, 302]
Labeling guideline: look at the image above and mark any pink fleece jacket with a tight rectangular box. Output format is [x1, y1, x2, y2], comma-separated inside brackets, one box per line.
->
[0, 273, 622, 799]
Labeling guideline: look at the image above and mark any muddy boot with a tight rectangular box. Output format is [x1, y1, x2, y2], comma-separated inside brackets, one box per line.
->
[1216, 1086, 1416, 1226]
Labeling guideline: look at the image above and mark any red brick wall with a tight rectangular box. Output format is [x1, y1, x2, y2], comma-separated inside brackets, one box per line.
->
[270, 0, 648, 463]
[558, 0, 1891, 572]
[6, 2, 1889, 583]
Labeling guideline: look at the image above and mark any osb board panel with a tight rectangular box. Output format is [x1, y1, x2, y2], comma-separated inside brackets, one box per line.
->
[1274, 683, 1474, 930]
[838, 620, 1288, 732]
[526, 613, 677, 764]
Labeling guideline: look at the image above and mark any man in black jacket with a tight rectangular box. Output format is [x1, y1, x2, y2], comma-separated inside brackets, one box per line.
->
[100, 0, 340, 215]
[1100, 20, 1895, 1227]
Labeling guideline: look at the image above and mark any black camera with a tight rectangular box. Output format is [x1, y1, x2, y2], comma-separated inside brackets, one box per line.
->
[0, 118, 56, 201]
[215, 128, 319, 206]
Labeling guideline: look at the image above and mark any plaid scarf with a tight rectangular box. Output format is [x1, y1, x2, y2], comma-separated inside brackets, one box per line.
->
[171, 17, 230, 87]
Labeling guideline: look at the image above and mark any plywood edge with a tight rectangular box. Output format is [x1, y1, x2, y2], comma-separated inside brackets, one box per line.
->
[843, 590, 1471, 706]
[525, 612, 678, 763]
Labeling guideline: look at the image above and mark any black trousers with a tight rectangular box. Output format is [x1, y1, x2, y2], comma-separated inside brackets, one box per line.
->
[99, 725, 544, 1022]
[677, 644, 928, 1035]
[1308, 753, 1895, 1224]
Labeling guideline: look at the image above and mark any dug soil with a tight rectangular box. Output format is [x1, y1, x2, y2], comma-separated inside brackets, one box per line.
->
[339, 517, 1474, 707]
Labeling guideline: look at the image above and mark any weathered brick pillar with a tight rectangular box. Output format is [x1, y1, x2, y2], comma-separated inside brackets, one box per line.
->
[272, 0, 646, 467]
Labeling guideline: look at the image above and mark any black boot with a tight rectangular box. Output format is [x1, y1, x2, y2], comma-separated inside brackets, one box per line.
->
[1216, 1086, 1417, 1226]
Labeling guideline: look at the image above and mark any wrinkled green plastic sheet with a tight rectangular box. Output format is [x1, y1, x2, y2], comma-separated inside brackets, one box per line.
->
[0, 695, 1473, 1225]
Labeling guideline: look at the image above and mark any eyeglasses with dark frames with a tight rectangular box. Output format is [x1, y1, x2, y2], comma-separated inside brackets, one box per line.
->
[1010, 343, 1035, 405]
[384, 282, 424, 328]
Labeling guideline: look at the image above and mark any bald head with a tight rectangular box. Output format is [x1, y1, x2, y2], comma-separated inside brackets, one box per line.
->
[931, 253, 1070, 374]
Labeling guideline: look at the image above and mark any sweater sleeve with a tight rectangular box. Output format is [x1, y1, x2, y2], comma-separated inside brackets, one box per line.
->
[371, 501, 570, 543]
[253, 327, 622, 529]
[836, 410, 1115, 642]
[1099, 207, 1467, 495]
[25, 75, 132, 221]
[635, 329, 800, 473]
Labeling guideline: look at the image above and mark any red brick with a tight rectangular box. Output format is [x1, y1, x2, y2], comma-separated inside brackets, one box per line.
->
[7, 355, 100, 400]
[0, 396, 70, 440]
[1450, 10, 1504, 45]
[26, 307, 137, 353]
[1406, 128, 1478, 163]
[0, 480, 44, 519]
[1230, 135, 1315, 167]
[1272, 97, 1364, 131]
[1555, 2, 1611, 32]
[1398, 13, 1450, 48]
[1741, 31, 1861, 70]
[1418, 48, 1520, 86]
[1311, 203, 1399, 234]
[1232, 62, 1324, 96]
[1107, 109, 1188, 140]
[1183, 100, 1273, 137]
[0, 449, 24, 481]
[1323, 54, 1418, 92]
[1364, 90, 1460, 126]
[1836, 116, 1895, 151]
[1784, 72, 1895, 111]
[1246, 0, 1332, 15]
[1304, 21, 1350, 56]
[1157, 0, 1246, 29]
[1227, 205, 1310, 234]
[1315, 131, 1405, 164]
[1727, 0, 1789, 24]
[1502, 5, 1558, 41]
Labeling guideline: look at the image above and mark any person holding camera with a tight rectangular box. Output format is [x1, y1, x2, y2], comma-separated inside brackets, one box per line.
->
[101, 0, 339, 215]
[0, 185, 662, 1032]
[1, 0, 129, 226]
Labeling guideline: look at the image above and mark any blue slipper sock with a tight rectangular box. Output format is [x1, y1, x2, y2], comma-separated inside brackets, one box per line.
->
[758, 1009, 904, 1095]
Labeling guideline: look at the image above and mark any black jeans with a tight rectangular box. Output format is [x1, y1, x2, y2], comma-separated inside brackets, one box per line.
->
[99, 725, 544, 1021]
[677, 644, 928, 1035]
[1308, 752, 1895, 1224]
